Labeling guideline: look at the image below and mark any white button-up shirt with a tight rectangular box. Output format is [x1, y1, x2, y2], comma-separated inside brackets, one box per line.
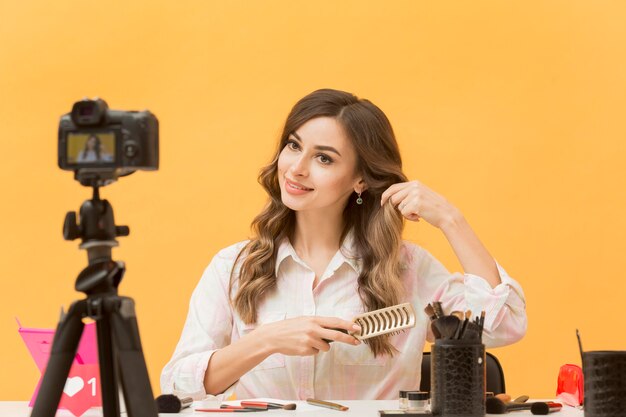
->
[160, 235, 527, 400]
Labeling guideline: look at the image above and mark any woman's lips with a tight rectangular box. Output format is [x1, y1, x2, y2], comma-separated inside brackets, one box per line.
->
[285, 179, 313, 195]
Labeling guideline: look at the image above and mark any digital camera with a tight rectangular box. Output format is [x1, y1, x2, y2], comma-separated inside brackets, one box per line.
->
[58, 98, 159, 186]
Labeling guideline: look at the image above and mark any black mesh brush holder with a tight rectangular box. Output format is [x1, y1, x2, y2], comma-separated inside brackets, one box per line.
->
[430, 339, 486, 417]
[583, 350, 626, 417]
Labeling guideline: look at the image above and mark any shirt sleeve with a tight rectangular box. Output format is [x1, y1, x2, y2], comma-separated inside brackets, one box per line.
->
[160, 248, 238, 400]
[413, 245, 527, 348]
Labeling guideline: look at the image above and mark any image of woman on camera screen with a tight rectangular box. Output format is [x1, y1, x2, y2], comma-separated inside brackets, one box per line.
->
[76, 134, 113, 163]
[161, 89, 527, 400]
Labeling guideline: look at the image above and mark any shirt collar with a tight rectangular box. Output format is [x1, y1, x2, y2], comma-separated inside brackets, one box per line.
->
[274, 229, 361, 276]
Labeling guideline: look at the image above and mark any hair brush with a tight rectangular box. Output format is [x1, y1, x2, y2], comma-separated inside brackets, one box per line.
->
[325, 302, 416, 342]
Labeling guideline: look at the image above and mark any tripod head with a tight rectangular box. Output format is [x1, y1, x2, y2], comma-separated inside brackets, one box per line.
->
[63, 186, 129, 296]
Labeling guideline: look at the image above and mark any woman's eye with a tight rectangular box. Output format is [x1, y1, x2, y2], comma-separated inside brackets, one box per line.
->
[318, 154, 333, 165]
[286, 140, 300, 151]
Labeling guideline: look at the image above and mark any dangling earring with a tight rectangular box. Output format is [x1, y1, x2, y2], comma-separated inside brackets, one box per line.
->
[356, 192, 363, 205]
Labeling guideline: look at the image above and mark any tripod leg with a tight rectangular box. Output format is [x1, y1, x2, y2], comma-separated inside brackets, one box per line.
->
[31, 301, 85, 417]
[109, 297, 158, 417]
[94, 302, 121, 417]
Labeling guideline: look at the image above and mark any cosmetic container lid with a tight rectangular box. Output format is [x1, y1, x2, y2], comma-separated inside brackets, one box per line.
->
[408, 392, 429, 401]
[399, 390, 409, 398]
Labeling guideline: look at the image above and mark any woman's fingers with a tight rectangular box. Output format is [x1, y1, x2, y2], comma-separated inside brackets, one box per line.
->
[311, 316, 361, 345]
[263, 316, 362, 356]
[381, 180, 456, 226]
[389, 187, 414, 209]
[318, 327, 361, 346]
[314, 316, 361, 332]
[381, 181, 418, 206]
[382, 183, 424, 221]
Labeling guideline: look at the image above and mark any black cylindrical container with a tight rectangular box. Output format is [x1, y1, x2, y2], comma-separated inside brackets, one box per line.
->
[583, 350, 626, 417]
[430, 339, 485, 417]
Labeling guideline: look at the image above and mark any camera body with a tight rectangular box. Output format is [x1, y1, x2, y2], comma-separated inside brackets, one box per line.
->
[58, 98, 159, 186]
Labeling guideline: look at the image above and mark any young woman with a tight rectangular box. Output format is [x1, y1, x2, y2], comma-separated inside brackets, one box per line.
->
[76, 134, 112, 163]
[161, 89, 527, 401]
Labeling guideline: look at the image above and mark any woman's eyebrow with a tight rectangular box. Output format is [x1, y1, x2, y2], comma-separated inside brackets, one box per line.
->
[290, 132, 342, 157]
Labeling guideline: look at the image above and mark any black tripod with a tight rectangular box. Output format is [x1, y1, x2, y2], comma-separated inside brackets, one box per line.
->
[31, 186, 158, 417]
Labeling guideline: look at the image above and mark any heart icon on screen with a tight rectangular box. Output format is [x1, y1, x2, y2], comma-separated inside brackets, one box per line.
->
[63, 376, 84, 397]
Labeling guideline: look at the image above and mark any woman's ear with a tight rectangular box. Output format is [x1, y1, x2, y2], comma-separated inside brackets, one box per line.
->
[354, 179, 368, 194]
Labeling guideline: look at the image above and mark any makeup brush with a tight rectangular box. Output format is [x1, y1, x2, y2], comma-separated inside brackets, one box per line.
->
[240, 401, 297, 410]
[486, 398, 561, 414]
[461, 321, 482, 340]
[531, 401, 563, 414]
[425, 304, 442, 338]
[478, 311, 485, 335]
[450, 310, 464, 320]
[512, 395, 530, 403]
[455, 310, 472, 339]
[486, 397, 531, 414]
[424, 303, 437, 321]
[493, 394, 529, 404]
[433, 315, 461, 339]
[494, 393, 511, 402]
[576, 329, 584, 362]
[432, 301, 444, 318]
[197, 407, 264, 413]
[155, 394, 193, 413]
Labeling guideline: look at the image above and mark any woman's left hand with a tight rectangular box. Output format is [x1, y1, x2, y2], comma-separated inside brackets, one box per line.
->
[380, 180, 461, 229]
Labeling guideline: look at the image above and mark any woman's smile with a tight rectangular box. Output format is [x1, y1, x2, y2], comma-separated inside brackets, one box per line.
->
[285, 178, 314, 195]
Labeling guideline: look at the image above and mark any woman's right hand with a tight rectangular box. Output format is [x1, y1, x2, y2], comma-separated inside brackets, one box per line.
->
[252, 316, 362, 356]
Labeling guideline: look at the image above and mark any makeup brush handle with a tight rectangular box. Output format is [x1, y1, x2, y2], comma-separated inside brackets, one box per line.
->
[506, 402, 533, 410]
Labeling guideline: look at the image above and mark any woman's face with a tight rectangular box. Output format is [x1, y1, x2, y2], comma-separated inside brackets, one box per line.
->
[277, 117, 364, 213]
[87, 136, 97, 150]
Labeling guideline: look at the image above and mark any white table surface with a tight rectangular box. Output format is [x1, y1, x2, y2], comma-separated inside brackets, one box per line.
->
[0, 400, 584, 417]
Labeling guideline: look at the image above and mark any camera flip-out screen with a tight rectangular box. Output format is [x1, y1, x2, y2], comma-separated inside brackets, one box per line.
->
[66, 132, 116, 165]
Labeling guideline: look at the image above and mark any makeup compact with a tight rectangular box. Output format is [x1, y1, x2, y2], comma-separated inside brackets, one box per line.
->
[407, 392, 429, 412]
[398, 390, 409, 410]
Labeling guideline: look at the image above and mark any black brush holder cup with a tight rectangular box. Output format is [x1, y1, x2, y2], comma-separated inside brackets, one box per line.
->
[582, 350, 626, 417]
[430, 339, 485, 417]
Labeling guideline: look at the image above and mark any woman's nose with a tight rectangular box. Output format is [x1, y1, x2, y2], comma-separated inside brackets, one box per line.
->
[289, 155, 309, 177]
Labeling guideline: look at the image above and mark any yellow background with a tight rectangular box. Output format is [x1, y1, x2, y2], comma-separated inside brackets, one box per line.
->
[2, 0, 625, 400]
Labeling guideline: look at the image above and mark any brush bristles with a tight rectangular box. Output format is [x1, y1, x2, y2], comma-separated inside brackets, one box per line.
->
[155, 394, 183, 413]
[485, 397, 507, 414]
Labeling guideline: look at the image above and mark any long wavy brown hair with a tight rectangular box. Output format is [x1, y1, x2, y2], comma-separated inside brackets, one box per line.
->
[230, 89, 409, 357]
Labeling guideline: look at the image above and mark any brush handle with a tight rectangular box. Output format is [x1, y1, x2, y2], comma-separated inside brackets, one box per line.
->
[239, 401, 268, 409]
[197, 408, 264, 413]
[239, 401, 292, 410]
[306, 398, 349, 411]
[576, 329, 584, 362]
[506, 402, 533, 411]
[508, 401, 560, 411]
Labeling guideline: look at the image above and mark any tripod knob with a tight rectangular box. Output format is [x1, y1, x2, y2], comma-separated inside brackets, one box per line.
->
[116, 226, 130, 237]
[63, 212, 81, 241]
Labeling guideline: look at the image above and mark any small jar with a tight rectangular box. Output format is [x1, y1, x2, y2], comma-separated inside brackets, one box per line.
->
[407, 391, 429, 411]
[398, 390, 409, 409]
